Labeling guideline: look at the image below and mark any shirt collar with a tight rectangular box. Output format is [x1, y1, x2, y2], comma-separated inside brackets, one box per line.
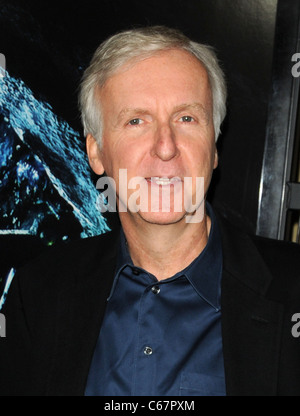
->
[182, 202, 222, 311]
[114, 202, 223, 311]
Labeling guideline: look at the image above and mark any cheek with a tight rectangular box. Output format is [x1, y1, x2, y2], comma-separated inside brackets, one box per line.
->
[186, 142, 215, 170]
[101, 145, 140, 181]
[100, 135, 126, 175]
[98, 150, 113, 177]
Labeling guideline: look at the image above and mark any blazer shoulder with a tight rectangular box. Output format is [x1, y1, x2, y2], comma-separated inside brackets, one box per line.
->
[215, 209, 300, 300]
[1, 227, 119, 310]
[252, 233, 300, 271]
[251, 234, 300, 301]
[35, 227, 118, 266]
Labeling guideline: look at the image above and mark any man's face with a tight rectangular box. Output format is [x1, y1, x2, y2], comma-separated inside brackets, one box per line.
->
[87, 49, 218, 225]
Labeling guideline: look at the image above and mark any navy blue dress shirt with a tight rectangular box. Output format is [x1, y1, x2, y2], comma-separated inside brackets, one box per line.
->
[85, 204, 225, 396]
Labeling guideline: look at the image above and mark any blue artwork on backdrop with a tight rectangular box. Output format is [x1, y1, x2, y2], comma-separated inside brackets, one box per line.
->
[0, 69, 109, 244]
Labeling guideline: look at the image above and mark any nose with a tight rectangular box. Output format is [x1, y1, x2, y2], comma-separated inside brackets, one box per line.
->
[151, 122, 179, 161]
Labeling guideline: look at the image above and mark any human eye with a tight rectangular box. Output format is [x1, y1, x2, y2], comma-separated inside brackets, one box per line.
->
[179, 115, 195, 123]
[128, 118, 144, 126]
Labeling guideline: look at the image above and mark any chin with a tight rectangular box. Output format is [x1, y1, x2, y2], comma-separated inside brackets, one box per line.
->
[136, 210, 187, 225]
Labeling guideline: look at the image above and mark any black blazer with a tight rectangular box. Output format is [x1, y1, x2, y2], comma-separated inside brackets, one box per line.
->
[1, 213, 300, 396]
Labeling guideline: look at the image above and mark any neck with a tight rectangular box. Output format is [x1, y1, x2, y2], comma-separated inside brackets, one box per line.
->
[119, 210, 211, 280]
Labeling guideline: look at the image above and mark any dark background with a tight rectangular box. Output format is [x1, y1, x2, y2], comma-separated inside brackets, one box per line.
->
[0, 0, 298, 278]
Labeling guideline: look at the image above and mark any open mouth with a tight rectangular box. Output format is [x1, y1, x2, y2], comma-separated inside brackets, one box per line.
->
[146, 176, 182, 186]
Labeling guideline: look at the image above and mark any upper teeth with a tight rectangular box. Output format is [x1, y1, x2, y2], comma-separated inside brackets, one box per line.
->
[151, 177, 181, 185]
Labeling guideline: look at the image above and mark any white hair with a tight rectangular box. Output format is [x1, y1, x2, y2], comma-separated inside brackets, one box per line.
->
[79, 26, 227, 146]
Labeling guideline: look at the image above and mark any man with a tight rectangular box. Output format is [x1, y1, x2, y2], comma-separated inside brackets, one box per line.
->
[0, 26, 300, 396]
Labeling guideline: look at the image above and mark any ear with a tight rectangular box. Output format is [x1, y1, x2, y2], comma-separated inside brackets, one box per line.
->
[86, 134, 105, 175]
[213, 146, 218, 169]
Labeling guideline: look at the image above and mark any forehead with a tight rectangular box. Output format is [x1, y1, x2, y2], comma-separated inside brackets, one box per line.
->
[103, 49, 209, 91]
[98, 49, 211, 104]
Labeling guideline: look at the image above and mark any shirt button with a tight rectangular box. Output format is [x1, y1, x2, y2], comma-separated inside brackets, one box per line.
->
[132, 268, 140, 275]
[143, 346, 153, 355]
[151, 285, 160, 294]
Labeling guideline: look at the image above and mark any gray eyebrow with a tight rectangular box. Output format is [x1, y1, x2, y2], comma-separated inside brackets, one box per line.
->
[115, 102, 211, 126]
[172, 102, 211, 122]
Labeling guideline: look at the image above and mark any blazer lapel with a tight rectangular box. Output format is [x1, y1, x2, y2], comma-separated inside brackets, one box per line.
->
[218, 216, 284, 396]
